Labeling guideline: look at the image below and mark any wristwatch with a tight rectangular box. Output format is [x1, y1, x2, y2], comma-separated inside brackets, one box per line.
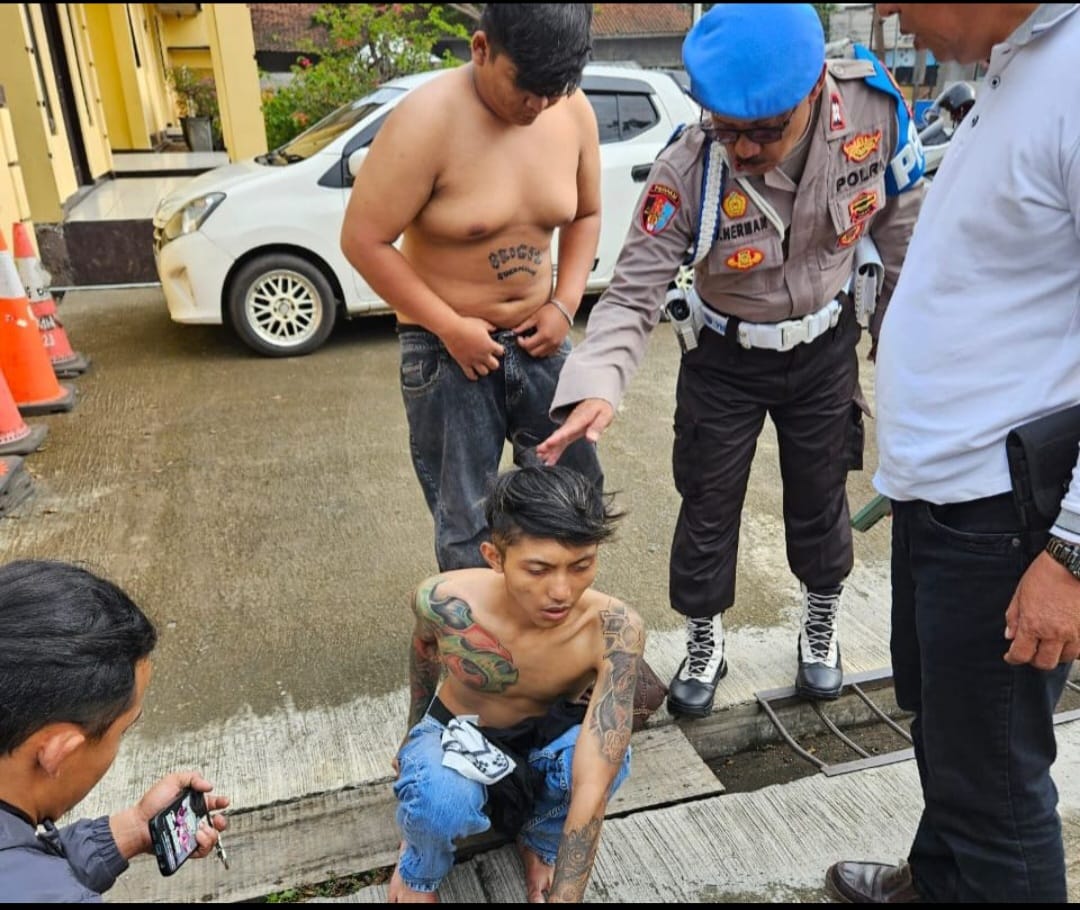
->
[1045, 535, 1080, 580]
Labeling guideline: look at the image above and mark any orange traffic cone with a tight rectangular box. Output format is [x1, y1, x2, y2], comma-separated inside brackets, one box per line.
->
[12, 223, 90, 378]
[0, 367, 47, 455]
[0, 454, 34, 516]
[0, 229, 75, 416]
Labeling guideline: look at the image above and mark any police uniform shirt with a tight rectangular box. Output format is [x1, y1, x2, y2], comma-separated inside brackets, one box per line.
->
[551, 58, 925, 420]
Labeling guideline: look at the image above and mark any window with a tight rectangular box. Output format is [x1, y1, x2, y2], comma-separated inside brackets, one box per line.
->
[588, 93, 619, 144]
[619, 94, 659, 141]
[584, 92, 659, 144]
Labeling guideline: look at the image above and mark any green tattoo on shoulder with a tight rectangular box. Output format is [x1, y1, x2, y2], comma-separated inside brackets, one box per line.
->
[419, 581, 519, 693]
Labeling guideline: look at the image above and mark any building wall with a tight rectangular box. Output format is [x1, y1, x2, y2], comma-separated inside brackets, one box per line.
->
[0, 93, 33, 242]
[56, 5, 113, 180]
[0, 4, 79, 221]
[84, 4, 132, 149]
[592, 35, 686, 69]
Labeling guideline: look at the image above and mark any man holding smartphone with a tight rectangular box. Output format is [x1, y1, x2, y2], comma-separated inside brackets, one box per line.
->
[391, 465, 643, 902]
[0, 560, 229, 901]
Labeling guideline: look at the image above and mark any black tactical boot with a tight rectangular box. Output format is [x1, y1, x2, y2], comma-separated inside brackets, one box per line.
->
[795, 584, 843, 700]
[667, 615, 728, 718]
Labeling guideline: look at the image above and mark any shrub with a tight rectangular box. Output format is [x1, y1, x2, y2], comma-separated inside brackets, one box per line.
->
[261, 4, 466, 150]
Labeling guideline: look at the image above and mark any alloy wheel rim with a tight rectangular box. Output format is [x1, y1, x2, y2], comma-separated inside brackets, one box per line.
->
[245, 269, 323, 347]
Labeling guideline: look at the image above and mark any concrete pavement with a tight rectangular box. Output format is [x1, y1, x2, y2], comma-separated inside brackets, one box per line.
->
[1, 288, 1075, 902]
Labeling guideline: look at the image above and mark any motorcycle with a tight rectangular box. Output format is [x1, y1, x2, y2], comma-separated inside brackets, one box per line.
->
[918, 81, 977, 178]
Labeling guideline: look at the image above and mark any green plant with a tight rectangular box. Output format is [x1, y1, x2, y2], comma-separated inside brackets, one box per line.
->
[261, 3, 467, 149]
[167, 65, 217, 119]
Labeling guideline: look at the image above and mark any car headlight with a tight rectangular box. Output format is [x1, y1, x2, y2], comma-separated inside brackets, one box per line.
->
[161, 193, 226, 245]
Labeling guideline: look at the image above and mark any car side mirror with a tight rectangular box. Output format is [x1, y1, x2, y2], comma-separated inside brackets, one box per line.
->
[347, 150, 365, 179]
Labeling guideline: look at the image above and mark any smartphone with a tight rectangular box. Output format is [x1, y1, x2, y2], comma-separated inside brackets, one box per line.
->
[148, 788, 208, 876]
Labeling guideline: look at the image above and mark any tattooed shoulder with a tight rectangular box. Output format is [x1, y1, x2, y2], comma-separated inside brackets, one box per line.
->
[417, 581, 520, 694]
[413, 576, 450, 621]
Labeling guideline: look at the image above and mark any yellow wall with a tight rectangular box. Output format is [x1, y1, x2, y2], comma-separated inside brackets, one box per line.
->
[0, 5, 73, 221]
[158, 6, 211, 130]
[206, 3, 266, 161]
[83, 4, 175, 151]
[158, 7, 210, 52]
[0, 2, 265, 227]
[129, 5, 171, 139]
[0, 101, 33, 245]
[84, 3, 133, 149]
[56, 5, 112, 179]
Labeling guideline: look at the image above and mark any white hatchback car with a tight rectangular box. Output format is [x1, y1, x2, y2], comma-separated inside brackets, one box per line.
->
[153, 63, 698, 356]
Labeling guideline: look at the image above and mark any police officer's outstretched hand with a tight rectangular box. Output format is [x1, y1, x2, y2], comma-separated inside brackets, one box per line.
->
[537, 398, 614, 465]
[513, 301, 571, 359]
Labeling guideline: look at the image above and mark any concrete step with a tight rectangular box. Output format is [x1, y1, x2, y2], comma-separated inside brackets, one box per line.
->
[323, 718, 1080, 904]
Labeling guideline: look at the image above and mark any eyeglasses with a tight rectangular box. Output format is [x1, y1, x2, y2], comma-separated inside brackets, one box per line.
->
[700, 109, 796, 145]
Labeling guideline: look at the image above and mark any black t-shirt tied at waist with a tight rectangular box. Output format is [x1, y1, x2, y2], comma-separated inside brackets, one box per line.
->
[428, 695, 587, 837]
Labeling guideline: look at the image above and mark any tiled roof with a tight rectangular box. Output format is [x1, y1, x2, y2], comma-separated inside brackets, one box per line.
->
[248, 3, 327, 53]
[592, 4, 693, 37]
[248, 3, 695, 52]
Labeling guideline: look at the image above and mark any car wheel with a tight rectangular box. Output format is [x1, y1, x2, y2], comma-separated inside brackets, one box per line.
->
[227, 253, 338, 357]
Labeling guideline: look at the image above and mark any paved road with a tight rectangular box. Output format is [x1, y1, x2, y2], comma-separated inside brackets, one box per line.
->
[10, 289, 1074, 902]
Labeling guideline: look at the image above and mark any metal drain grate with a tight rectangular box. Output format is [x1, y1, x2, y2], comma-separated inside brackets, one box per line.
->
[755, 668, 1080, 778]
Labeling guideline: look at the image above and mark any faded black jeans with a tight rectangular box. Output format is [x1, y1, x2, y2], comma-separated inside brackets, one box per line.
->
[891, 494, 1072, 902]
[399, 326, 602, 571]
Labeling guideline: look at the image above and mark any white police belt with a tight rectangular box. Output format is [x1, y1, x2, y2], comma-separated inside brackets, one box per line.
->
[692, 288, 842, 352]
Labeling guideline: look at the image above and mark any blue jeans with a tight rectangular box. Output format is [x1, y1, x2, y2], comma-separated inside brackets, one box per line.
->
[393, 714, 631, 893]
[891, 495, 1072, 902]
[399, 326, 603, 571]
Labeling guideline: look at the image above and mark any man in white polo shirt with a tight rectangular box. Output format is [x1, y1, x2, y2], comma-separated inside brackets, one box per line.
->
[827, 4, 1080, 903]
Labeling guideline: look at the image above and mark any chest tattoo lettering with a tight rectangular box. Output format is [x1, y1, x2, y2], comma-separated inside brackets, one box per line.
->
[426, 586, 519, 692]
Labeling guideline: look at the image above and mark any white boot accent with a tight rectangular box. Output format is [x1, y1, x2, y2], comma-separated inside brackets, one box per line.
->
[678, 614, 726, 682]
[799, 584, 841, 668]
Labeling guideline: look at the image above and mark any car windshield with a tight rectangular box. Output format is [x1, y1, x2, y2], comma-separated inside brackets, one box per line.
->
[266, 86, 406, 162]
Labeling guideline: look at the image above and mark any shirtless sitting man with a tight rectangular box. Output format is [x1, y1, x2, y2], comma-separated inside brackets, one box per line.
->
[341, 3, 603, 573]
[391, 465, 643, 903]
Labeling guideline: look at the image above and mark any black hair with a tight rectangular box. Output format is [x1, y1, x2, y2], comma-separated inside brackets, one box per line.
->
[0, 560, 157, 754]
[479, 4, 593, 97]
[485, 465, 623, 550]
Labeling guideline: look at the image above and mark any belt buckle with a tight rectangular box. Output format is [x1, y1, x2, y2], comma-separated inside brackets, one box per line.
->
[776, 319, 805, 352]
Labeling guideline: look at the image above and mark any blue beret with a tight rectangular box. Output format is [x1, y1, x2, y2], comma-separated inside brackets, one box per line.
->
[683, 4, 825, 120]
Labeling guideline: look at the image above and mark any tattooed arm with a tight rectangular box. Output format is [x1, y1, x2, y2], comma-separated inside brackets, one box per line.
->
[548, 601, 644, 903]
[406, 578, 444, 733]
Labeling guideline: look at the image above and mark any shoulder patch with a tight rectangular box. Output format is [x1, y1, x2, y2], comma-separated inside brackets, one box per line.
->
[826, 58, 876, 80]
[852, 43, 926, 195]
[642, 184, 680, 236]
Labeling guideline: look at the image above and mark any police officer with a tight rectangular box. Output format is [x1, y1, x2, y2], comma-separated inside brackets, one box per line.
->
[537, 4, 925, 717]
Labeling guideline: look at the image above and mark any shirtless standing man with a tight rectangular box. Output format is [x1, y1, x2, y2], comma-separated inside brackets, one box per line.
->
[341, 4, 603, 572]
[391, 465, 642, 902]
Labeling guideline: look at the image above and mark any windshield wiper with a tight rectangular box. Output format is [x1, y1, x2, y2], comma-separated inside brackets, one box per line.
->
[256, 150, 305, 166]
